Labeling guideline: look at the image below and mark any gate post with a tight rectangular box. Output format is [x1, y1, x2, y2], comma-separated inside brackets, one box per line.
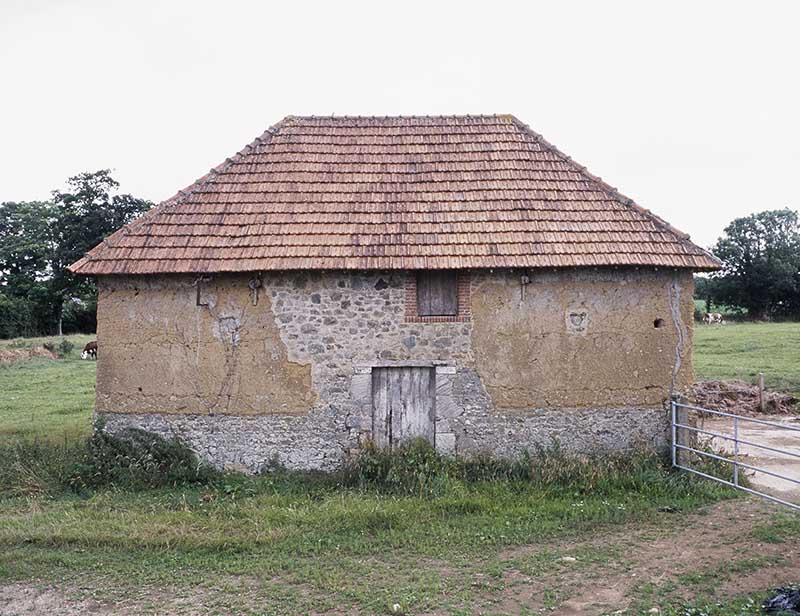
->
[671, 394, 695, 467]
[671, 396, 677, 467]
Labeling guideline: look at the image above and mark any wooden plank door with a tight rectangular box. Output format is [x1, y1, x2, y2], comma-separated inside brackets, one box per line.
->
[371, 367, 435, 448]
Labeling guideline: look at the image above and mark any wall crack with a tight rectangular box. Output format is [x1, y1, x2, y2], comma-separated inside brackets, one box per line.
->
[667, 276, 687, 396]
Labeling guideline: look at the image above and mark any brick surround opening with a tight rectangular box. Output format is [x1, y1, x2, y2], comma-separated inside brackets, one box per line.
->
[405, 270, 471, 323]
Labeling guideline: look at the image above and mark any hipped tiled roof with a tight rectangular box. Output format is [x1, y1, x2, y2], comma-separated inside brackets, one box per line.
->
[69, 115, 720, 275]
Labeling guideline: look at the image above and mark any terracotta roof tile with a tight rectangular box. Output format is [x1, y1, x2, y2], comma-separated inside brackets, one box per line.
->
[69, 115, 720, 275]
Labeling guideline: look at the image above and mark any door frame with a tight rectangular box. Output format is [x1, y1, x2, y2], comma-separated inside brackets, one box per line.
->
[350, 362, 458, 455]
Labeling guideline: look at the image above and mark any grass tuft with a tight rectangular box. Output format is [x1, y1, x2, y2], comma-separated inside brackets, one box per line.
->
[0, 439, 81, 498]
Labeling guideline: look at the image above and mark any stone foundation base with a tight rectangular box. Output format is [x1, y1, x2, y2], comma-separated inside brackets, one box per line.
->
[97, 406, 669, 474]
[456, 406, 669, 458]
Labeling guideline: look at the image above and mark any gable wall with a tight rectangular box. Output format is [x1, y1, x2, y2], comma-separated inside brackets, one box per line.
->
[96, 268, 693, 471]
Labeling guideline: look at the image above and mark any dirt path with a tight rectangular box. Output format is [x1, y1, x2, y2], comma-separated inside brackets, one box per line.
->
[705, 414, 800, 502]
[1, 499, 798, 615]
[477, 498, 798, 615]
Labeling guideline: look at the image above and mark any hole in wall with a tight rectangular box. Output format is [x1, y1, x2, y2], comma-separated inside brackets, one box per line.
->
[653, 318, 665, 328]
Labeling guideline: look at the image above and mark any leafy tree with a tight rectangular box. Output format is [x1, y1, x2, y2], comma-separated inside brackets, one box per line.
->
[708, 209, 800, 319]
[0, 200, 54, 292]
[693, 275, 713, 320]
[48, 170, 152, 334]
[0, 171, 151, 337]
[0, 292, 36, 338]
[0, 201, 58, 334]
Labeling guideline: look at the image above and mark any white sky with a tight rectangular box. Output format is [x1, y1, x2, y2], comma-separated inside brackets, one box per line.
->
[1, 0, 798, 249]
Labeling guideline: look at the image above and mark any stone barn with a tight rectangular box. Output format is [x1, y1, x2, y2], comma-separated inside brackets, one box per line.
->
[69, 115, 720, 471]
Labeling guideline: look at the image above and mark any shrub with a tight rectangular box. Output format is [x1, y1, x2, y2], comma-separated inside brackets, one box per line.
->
[0, 429, 220, 497]
[57, 338, 74, 357]
[68, 427, 220, 491]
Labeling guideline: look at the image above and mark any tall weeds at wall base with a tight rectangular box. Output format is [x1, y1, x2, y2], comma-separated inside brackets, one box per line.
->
[0, 438, 82, 497]
[68, 427, 219, 491]
[337, 438, 701, 499]
[0, 428, 220, 497]
[1, 431, 735, 505]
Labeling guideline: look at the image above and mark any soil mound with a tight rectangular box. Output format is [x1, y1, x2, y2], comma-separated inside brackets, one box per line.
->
[0, 346, 59, 365]
[692, 379, 798, 416]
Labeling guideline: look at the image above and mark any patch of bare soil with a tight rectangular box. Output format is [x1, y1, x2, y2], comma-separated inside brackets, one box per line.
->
[0, 579, 248, 616]
[692, 379, 798, 416]
[487, 499, 798, 615]
[0, 575, 349, 616]
[0, 347, 59, 365]
[0, 582, 102, 615]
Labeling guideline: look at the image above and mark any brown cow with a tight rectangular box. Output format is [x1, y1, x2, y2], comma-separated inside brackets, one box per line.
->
[81, 340, 97, 359]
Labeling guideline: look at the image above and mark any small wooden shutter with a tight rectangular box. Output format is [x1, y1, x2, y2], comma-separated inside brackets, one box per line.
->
[417, 271, 458, 316]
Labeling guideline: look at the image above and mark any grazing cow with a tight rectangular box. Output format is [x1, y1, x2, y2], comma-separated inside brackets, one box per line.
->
[703, 312, 725, 325]
[81, 340, 98, 359]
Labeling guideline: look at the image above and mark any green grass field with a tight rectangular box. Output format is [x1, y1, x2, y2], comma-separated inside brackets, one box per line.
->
[0, 456, 740, 614]
[694, 321, 800, 396]
[0, 333, 95, 352]
[0, 334, 96, 441]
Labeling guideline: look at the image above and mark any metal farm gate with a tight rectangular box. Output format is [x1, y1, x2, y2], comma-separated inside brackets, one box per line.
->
[671, 398, 800, 511]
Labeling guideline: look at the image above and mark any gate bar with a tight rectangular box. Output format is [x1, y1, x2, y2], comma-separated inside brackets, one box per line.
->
[672, 422, 800, 460]
[676, 463, 800, 511]
[734, 415, 739, 487]
[671, 399, 677, 468]
[674, 443, 800, 486]
[673, 403, 800, 432]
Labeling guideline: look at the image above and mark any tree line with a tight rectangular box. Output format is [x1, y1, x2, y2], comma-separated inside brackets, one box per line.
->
[1, 173, 798, 338]
[696, 208, 800, 320]
[0, 171, 151, 338]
